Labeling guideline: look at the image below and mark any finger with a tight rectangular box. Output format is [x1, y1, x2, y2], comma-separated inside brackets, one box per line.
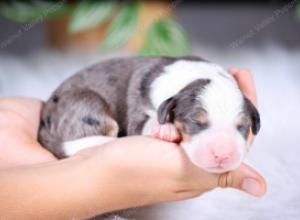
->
[217, 163, 266, 197]
[228, 68, 257, 107]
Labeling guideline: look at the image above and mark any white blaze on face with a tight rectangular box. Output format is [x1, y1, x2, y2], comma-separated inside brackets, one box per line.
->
[149, 60, 247, 173]
[150, 61, 237, 109]
[182, 74, 246, 173]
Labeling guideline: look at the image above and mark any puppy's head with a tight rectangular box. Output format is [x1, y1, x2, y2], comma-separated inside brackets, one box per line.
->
[158, 77, 260, 173]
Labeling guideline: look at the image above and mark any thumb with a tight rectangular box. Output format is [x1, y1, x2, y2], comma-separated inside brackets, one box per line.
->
[217, 163, 266, 197]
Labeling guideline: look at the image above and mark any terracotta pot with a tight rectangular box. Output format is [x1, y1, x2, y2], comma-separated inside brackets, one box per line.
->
[45, 1, 173, 52]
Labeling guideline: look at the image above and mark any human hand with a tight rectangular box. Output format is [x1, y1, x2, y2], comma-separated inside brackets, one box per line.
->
[0, 97, 57, 168]
[81, 136, 265, 213]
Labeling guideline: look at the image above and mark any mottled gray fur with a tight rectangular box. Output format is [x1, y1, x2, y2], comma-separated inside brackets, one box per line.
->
[39, 56, 204, 157]
[38, 55, 260, 157]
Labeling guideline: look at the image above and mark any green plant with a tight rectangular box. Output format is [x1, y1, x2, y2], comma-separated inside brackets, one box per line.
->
[139, 19, 191, 57]
[99, 1, 139, 51]
[0, 0, 191, 56]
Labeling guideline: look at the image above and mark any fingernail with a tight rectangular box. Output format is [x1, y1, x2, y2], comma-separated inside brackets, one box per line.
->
[242, 178, 261, 196]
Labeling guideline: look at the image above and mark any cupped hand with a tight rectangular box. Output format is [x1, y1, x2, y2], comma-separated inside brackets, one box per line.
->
[81, 135, 265, 211]
[0, 67, 266, 205]
[0, 97, 57, 168]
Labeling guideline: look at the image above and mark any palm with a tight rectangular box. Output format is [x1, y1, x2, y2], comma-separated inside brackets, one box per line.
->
[0, 97, 56, 168]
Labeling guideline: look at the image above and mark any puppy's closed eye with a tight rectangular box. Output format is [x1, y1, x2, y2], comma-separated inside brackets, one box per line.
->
[182, 111, 209, 135]
[187, 119, 209, 133]
[194, 120, 209, 130]
[82, 116, 100, 126]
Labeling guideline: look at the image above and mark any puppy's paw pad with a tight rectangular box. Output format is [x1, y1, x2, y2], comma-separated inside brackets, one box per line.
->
[152, 123, 181, 142]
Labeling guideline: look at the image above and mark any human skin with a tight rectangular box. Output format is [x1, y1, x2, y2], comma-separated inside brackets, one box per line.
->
[0, 69, 266, 219]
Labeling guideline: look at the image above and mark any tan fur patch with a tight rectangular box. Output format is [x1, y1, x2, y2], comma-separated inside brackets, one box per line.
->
[105, 117, 119, 137]
[175, 121, 191, 143]
[197, 111, 208, 125]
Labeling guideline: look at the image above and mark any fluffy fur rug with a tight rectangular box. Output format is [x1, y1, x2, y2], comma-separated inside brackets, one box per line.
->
[0, 44, 299, 220]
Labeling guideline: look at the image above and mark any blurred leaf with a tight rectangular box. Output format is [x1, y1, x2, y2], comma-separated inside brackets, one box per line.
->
[0, 0, 69, 22]
[139, 19, 191, 57]
[69, 0, 117, 33]
[100, 0, 138, 51]
[296, 4, 300, 21]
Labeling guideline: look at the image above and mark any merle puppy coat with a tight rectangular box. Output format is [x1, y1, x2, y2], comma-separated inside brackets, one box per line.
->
[39, 56, 260, 174]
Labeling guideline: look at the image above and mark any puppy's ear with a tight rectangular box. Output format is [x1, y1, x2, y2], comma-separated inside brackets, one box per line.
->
[158, 97, 176, 124]
[244, 97, 261, 135]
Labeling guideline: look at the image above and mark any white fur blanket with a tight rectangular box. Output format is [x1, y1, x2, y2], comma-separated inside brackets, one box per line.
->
[0, 45, 299, 220]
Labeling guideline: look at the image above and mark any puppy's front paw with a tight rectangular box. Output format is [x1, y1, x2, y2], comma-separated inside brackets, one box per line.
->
[152, 123, 181, 143]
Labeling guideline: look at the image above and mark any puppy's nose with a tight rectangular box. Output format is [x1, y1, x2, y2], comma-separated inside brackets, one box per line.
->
[189, 137, 240, 171]
[209, 142, 235, 164]
[212, 151, 231, 164]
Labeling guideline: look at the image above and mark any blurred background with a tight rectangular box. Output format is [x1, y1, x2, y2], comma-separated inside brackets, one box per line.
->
[0, 0, 300, 219]
[1, 0, 300, 54]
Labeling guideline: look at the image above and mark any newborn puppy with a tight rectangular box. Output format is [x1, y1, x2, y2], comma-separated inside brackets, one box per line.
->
[39, 56, 260, 174]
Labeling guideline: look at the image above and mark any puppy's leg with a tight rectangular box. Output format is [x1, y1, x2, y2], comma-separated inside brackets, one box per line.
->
[142, 117, 181, 143]
[39, 89, 119, 158]
[152, 123, 181, 143]
[126, 108, 180, 142]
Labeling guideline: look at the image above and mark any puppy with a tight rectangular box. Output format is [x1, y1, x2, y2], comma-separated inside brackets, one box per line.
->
[39, 56, 260, 174]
